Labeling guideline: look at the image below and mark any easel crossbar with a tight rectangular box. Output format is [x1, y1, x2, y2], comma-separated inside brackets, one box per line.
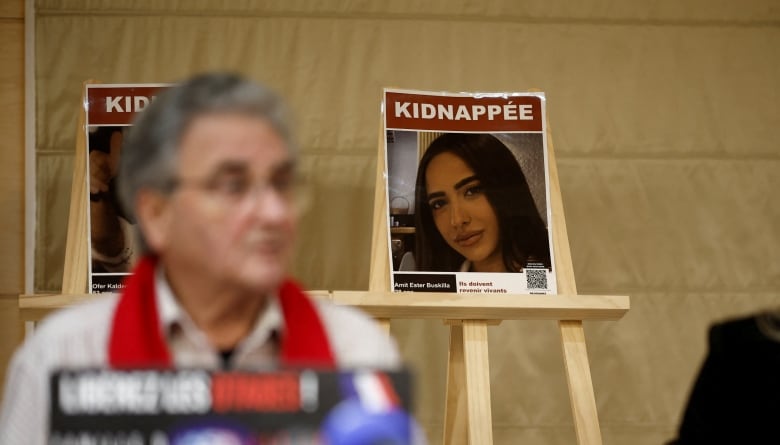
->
[18, 292, 628, 323]
[329, 291, 628, 321]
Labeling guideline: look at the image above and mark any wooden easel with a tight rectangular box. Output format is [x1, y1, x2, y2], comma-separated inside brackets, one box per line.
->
[20, 84, 629, 445]
[357, 113, 629, 444]
[19, 82, 92, 338]
[60, 81, 93, 295]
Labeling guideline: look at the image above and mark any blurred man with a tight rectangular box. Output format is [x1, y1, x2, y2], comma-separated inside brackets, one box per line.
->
[0, 73, 400, 443]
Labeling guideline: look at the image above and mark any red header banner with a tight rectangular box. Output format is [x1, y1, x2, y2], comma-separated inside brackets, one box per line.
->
[385, 90, 543, 132]
[86, 85, 168, 125]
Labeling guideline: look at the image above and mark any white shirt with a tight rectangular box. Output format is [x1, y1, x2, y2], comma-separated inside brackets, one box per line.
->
[0, 272, 400, 444]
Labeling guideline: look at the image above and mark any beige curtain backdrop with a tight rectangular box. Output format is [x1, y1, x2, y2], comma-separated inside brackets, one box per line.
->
[32, 1, 780, 443]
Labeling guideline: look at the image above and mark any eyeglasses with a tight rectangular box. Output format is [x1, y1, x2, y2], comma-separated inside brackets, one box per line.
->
[169, 170, 305, 209]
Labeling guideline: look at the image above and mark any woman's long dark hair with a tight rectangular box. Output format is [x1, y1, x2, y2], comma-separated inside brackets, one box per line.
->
[414, 133, 551, 272]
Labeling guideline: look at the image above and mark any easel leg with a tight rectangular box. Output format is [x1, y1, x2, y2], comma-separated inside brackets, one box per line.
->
[463, 321, 493, 444]
[443, 321, 493, 445]
[443, 323, 468, 445]
[559, 320, 602, 445]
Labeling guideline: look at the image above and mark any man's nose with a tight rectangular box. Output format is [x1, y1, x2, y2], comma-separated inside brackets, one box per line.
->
[247, 185, 293, 223]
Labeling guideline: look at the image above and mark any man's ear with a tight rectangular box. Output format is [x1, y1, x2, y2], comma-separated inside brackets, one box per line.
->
[135, 189, 171, 253]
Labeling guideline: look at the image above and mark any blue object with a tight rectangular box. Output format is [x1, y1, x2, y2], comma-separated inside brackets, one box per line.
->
[320, 398, 413, 445]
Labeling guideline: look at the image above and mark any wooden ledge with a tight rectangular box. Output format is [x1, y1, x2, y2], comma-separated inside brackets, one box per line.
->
[19, 293, 95, 309]
[19, 291, 629, 322]
[330, 291, 628, 321]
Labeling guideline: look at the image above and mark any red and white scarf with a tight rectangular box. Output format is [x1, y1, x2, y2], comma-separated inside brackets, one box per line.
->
[108, 256, 335, 369]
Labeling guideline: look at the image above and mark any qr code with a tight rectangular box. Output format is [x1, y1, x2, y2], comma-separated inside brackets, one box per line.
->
[526, 269, 548, 289]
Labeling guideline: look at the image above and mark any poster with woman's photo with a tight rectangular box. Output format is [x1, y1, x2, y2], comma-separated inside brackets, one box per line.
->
[85, 84, 168, 293]
[383, 88, 557, 295]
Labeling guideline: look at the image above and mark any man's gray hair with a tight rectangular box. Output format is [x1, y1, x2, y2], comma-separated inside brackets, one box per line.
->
[117, 72, 295, 253]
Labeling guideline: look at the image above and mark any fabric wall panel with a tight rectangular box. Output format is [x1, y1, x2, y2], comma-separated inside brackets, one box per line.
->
[290, 152, 376, 290]
[34, 0, 780, 22]
[561, 159, 780, 292]
[0, 1, 23, 18]
[35, 12, 780, 158]
[390, 319, 450, 437]
[34, 153, 74, 292]
[546, 25, 780, 158]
